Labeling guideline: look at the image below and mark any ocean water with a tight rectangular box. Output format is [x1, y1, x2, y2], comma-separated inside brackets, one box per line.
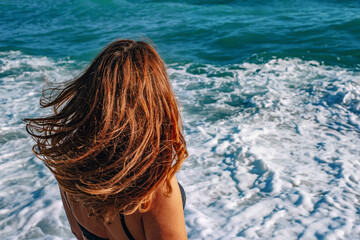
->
[1, 0, 360, 239]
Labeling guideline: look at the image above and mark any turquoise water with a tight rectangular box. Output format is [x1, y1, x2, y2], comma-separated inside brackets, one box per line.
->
[1, 0, 359, 67]
[1, 1, 360, 239]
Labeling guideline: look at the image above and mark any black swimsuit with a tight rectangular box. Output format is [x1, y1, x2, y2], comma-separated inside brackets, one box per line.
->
[64, 182, 186, 240]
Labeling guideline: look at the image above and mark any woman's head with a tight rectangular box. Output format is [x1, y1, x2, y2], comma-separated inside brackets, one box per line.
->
[25, 39, 187, 221]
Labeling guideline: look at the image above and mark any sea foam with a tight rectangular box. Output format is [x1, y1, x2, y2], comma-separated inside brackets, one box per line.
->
[170, 58, 360, 239]
[1, 52, 360, 239]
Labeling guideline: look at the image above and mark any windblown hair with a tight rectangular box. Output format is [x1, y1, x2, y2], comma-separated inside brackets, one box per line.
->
[24, 40, 187, 222]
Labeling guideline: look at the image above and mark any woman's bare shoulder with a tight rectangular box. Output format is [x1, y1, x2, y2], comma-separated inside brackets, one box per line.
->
[141, 176, 188, 240]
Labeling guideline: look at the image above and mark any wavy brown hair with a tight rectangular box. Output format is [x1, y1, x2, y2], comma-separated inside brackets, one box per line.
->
[24, 39, 187, 222]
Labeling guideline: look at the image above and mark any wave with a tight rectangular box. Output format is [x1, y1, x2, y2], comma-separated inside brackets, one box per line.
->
[1, 52, 360, 239]
[170, 58, 360, 239]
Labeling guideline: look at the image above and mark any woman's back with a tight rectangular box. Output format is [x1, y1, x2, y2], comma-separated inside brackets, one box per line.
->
[60, 176, 186, 240]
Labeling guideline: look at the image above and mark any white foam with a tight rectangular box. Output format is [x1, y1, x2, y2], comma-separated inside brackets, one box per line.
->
[1, 52, 360, 239]
[0, 51, 77, 240]
[171, 58, 360, 239]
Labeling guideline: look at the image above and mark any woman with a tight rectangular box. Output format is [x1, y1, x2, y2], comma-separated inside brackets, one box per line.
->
[25, 39, 188, 240]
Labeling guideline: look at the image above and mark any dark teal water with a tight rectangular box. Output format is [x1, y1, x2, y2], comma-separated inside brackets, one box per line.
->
[1, 0, 359, 67]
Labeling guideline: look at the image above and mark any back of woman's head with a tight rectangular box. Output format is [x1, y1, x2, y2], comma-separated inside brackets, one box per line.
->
[25, 39, 187, 222]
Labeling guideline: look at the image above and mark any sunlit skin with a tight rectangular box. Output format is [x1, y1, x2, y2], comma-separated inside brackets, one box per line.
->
[60, 176, 187, 240]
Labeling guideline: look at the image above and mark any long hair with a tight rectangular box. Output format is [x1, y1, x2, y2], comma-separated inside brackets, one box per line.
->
[24, 39, 187, 222]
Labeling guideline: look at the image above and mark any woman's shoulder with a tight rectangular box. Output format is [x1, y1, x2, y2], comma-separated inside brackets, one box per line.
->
[60, 176, 187, 240]
[106, 176, 187, 240]
[140, 176, 188, 240]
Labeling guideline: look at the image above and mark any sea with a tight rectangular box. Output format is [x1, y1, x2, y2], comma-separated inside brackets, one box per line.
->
[1, 0, 360, 239]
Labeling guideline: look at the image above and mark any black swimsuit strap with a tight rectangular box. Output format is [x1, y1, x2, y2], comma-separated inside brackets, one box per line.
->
[63, 182, 186, 240]
[63, 191, 109, 240]
[77, 223, 109, 240]
[64, 191, 134, 240]
[119, 182, 185, 240]
[178, 182, 186, 209]
[63, 191, 73, 211]
[120, 214, 136, 240]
